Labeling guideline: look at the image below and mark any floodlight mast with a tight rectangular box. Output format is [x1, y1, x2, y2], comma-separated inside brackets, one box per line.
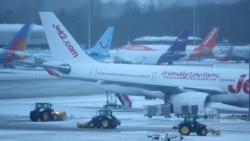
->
[193, 0, 197, 45]
[249, 47, 250, 117]
[88, 0, 91, 49]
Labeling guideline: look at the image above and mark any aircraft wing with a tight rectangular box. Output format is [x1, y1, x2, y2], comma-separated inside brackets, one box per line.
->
[99, 80, 180, 91]
[95, 79, 226, 95]
[182, 86, 225, 94]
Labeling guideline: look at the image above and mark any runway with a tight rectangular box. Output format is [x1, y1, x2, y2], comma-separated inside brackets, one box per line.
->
[0, 67, 250, 141]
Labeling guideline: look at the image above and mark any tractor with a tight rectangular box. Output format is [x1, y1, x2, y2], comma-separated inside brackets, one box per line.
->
[29, 102, 67, 122]
[173, 115, 208, 136]
[77, 109, 121, 129]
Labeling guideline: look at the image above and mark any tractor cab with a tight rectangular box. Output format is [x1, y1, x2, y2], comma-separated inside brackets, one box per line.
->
[35, 102, 53, 110]
[97, 109, 112, 117]
[184, 115, 197, 123]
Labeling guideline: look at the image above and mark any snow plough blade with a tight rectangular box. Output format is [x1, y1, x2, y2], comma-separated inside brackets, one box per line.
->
[76, 122, 90, 128]
[208, 128, 221, 136]
[53, 111, 67, 121]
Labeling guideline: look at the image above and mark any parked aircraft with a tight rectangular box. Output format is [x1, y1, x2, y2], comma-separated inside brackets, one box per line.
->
[40, 12, 249, 109]
[114, 27, 219, 65]
[214, 44, 250, 63]
[0, 23, 33, 68]
[19, 26, 114, 68]
[17, 49, 53, 68]
[114, 27, 190, 65]
[183, 27, 220, 60]
[85, 26, 114, 62]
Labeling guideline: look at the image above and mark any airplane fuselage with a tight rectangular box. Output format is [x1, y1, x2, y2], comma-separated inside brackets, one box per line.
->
[58, 62, 249, 106]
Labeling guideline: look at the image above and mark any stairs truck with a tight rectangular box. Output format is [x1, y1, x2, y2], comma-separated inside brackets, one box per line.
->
[103, 91, 132, 109]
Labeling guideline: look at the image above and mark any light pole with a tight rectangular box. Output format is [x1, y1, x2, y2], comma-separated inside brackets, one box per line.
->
[249, 45, 250, 117]
[193, 0, 197, 45]
[88, 0, 91, 48]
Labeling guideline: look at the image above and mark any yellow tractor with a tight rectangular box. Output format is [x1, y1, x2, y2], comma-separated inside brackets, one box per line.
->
[30, 102, 67, 122]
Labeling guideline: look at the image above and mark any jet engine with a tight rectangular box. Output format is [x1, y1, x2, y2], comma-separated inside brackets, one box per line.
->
[171, 91, 211, 113]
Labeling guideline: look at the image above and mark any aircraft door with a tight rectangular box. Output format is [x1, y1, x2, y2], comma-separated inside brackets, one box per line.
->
[90, 66, 97, 79]
[151, 72, 157, 83]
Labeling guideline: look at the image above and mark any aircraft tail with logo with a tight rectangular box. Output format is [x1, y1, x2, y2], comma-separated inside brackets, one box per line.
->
[167, 27, 190, 52]
[157, 27, 190, 65]
[188, 27, 219, 60]
[85, 26, 114, 61]
[39, 12, 97, 63]
[0, 23, 33, 64]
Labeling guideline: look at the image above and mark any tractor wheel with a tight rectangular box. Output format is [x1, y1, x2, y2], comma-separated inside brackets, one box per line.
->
[94, 119, 101, 128]
[197, 127, 207, 136]
[88, 121, 95, 128]
[30, 110, 39, 122]
[40, 110, 50, 121]
[179, 123, 191, 135]
[52, 113, 58, 121]
[101, 117, 111, 129]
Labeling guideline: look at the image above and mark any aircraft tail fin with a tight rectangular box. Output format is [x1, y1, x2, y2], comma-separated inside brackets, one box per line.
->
[4, 23, 33, 51]
[39, 12, 97, 63]
[86, 26, 114, 55]
[167, 27, 190, 52]
[194, 27, 219, 52]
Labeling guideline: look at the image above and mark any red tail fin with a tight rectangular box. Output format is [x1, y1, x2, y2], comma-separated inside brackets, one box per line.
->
[188, 27, 219, 59]
[194, 27, 219, 52]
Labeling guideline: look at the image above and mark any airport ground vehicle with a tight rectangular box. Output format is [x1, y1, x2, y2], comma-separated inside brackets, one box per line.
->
[173, 115, 219, 136]
[143, 104, 171, 118]
[147, 131, 183, 141]
[77, 109, 121, 129]
[29, 102, 67, 122]
[173, 105, 198, 118]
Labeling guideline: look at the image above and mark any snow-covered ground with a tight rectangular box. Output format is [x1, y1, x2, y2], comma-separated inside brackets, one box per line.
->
[0, 94, 250, 141]
[0, 64, 249, 141]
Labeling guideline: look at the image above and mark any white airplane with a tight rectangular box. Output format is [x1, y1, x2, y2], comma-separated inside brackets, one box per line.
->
[114, 27, 190, 65]
[214, 44, 250, 63]
[40, 12, 249, 109]
[18, 26, 114, 68]
[114, 27, 219, 65]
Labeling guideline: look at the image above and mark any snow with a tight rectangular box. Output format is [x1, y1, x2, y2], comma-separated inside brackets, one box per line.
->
[0, 67, 250, 141]
[0, 94, 250, 141]
[133, 36, 201, 42]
